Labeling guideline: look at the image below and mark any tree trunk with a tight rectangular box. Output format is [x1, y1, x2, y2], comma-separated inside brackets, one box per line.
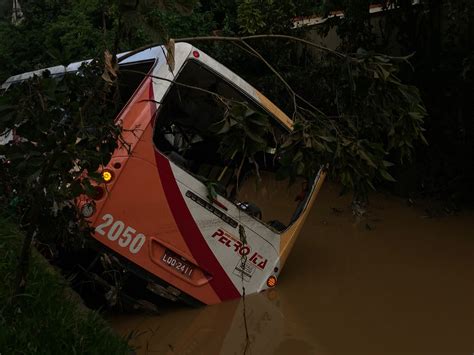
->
[429, 0, 442, 69]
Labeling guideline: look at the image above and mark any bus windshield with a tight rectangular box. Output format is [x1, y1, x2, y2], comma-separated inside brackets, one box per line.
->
[153, 60, 306, 231]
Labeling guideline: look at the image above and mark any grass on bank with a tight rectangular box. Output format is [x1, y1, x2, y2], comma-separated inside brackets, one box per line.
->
[0, 215, 131, 355]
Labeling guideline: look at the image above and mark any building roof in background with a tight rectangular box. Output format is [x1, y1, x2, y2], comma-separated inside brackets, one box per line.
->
[293, 0, 420, 28]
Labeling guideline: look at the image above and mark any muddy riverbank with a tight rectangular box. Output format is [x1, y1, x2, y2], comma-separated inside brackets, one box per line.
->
[110, 183, 474, 355]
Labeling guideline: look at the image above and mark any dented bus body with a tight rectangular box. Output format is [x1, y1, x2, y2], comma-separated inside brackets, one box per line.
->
[2, 43, 326, 305]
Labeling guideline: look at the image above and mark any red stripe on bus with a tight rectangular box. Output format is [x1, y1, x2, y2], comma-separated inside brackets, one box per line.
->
[154, 152, 240, 302]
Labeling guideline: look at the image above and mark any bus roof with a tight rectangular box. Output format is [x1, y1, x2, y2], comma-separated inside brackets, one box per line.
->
[1, 45, 166, 90]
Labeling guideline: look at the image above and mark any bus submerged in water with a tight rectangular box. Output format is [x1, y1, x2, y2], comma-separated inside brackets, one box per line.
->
[2, 43, 326, 306]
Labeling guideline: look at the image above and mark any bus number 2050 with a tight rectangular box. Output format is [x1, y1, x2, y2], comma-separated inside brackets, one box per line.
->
[95, 214, 146, 254]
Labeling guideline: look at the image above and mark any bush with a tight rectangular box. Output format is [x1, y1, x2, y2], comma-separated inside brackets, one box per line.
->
[0, 216, 130, 354]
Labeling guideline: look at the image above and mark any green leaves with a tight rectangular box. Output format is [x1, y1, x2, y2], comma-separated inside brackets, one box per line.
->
[380, 169, 396, 183]
[215, 100, 271, 159]
[274, 50, 427, 199]
[0, 60, 122, 248]
[236, 0, 296, 34]
[206, 181, 219, 202]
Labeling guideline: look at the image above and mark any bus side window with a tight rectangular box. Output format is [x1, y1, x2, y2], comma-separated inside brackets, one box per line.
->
[118, 60, 155, 105]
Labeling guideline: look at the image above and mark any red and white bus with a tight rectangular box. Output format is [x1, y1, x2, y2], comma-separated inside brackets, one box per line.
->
[2, 43, 326, 305]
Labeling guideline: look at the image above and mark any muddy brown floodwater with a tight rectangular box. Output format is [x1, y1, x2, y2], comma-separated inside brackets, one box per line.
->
[110, 182, 474, 355]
